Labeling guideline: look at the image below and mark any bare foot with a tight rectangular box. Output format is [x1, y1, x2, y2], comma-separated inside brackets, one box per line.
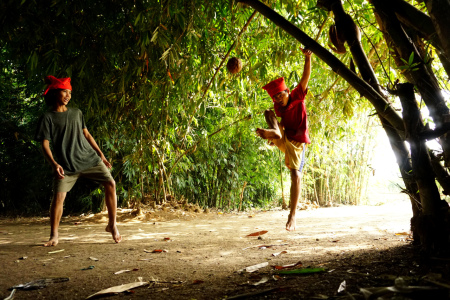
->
[44, 235, 59, 247]
[286, 214, 296, 231]
[105, 224, 122, 243]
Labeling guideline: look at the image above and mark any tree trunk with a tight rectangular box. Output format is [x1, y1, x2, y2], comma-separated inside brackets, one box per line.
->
[371, 0, 450, 166]
[317, 0, 421, 230]
[395, 82, 450, 253]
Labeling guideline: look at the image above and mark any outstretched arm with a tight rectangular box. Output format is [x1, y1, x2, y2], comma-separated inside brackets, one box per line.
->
[83, 128, 112, 169]
[298, 48, 312, 92]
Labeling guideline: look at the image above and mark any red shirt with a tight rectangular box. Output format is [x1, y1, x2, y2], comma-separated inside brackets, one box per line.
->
[274, 86, 311, 144]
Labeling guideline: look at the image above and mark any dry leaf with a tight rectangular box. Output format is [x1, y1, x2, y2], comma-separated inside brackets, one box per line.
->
[86, 282, 149, 299]
[48, 249, 65, 254]
[151, 249, 168, 253]
[272, 251, 287, 257]
[273, 261, 303, 270]
[246, 230, 268, 237]
[193, 280, 204, 284]
[252, 276, 269, 286]
[89, 257, 99, 261]
[244, 262, 269, 273]
[395, 232, 410, 236]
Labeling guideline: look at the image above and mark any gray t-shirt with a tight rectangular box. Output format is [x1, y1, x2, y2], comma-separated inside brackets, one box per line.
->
[35, 107, 101, 174]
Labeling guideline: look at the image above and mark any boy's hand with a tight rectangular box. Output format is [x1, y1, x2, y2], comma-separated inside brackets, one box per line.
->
[301, 47, 312, 58]
[53, 164, 65, 179]
[101, 155, 112, 169]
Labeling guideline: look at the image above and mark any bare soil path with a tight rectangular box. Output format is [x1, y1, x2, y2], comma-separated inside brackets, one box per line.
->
[1, 200, 448, 299]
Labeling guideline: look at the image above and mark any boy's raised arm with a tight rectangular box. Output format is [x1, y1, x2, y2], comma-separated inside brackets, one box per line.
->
[298, 48, 312, 93]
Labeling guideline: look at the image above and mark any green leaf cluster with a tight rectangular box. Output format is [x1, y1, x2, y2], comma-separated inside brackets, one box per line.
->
[0, 0, 385, 213]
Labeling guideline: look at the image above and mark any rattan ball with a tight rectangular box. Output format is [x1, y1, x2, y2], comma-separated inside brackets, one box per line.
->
[226, 57, 243, 74]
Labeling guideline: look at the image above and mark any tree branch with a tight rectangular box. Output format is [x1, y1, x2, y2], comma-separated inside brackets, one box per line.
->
[237, 0, 405, 134]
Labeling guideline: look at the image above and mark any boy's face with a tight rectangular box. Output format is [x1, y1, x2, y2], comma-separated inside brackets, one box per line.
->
[273, 89, 289, 107]
[55, 89, 72, 106]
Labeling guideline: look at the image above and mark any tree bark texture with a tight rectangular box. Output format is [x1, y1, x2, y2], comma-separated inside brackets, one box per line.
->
[237, 0, 405, 135]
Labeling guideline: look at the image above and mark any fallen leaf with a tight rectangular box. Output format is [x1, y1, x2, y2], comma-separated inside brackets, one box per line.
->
[114, 268, 139, 275]
[246, 230, 268, 237]
[272, 251, 287, 257]
[86, 281, 149, 299]
[48, 249, 65, 254]
[273, 261, 303, 270]
[89, 257, 99, 261]
[149, 249, 168, 253]
[252, 276, 269, 286]
[10, 278, 69, 290]
[244, 262, 269, 273]
[193, 280, 204, 284]
[338, 280, 346, 293]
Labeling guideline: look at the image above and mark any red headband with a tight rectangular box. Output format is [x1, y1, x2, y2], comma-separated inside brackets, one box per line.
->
[262, 77, 287, 99]
[43, 76, 72, 95]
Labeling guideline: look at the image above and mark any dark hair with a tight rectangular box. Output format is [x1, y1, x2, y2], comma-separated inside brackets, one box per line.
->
[44, 89, 62, 107]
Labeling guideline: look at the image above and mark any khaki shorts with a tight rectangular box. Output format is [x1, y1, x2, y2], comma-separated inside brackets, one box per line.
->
[270, 126, 307, 171]
[284, 136, 307, 171]
[53, 162, 114, 193]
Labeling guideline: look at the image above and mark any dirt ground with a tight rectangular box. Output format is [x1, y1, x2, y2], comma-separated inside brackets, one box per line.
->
[1, 199, 450, 300]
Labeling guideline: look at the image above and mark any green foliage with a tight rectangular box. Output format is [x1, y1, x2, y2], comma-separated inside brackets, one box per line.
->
[0, 0, 397, 214]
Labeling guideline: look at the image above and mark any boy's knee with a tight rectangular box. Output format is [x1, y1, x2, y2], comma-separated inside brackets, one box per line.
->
[103, 179, 116, 189]
[290, 169, 301, 182]
[264, 109, 275, 117]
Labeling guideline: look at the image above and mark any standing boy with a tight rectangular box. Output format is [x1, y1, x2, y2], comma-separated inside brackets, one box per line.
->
[36, 76, 121, 246]
[256, 48, 312, 231]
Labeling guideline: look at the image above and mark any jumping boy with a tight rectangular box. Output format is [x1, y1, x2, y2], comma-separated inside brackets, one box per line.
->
[256, 48, 312, 231]
[35, 76, 121, 246]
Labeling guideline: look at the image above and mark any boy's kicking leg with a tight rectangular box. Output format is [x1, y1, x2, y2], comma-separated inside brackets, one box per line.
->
[286, 169, 301, 231]
[256, 110, 286, 151]
[44, 192, 66, 246]
[103, 179, 122, 243]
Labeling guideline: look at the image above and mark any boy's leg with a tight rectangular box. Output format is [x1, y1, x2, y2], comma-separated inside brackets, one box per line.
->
[45, 192, 67, 246]
[260, 109, 286, 152]
[103, 179, 122, 243]
[286, 168, 301, 231]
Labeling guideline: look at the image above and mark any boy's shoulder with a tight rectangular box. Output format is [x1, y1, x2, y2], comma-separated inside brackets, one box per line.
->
[41, 107, 82, 119]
